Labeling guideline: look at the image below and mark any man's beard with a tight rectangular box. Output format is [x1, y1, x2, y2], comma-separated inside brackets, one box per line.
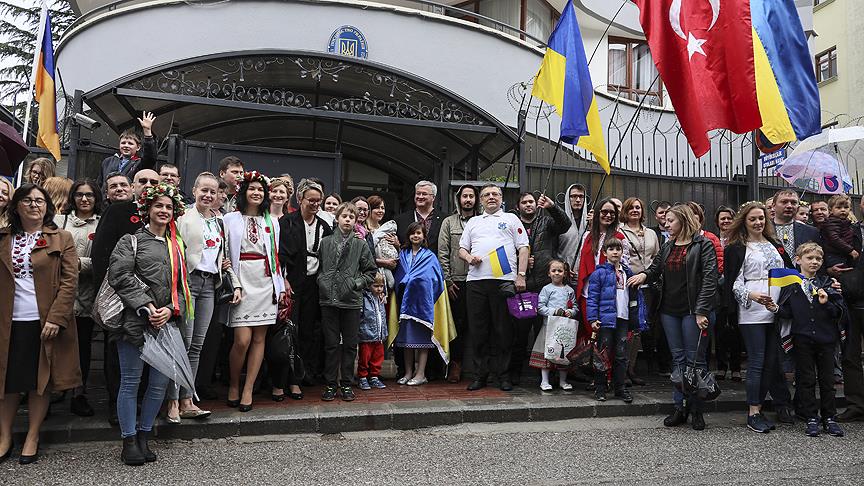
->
[460, 203, 474, 212]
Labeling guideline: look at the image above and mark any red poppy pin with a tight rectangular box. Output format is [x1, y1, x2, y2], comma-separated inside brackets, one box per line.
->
[88, 233, 95, 241]
[130, 215, 141, 224]
[777, 246, 785, 254]
[265, 226, 271, 234]
[205, 239, 216, 248]
[517, 228, 523, 234]
[35, 238, 47, 248]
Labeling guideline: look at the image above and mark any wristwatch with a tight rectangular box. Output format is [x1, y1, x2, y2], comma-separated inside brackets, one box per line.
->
[518, 271, 526, 277]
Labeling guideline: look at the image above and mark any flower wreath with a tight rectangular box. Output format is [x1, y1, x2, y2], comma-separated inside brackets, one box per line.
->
[136, 183, 187, 220]
[237, 170, 270, 193]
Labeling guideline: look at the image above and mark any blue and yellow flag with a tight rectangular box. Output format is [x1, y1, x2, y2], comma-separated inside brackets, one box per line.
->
[34, 11, 61, 161]
[488, 245, 512, 278]
[531, 0, 609, 174]
[751, 0, 821, 145]
[768, 268, 804, 288]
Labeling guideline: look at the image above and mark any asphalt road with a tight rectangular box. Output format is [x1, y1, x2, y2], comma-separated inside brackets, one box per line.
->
[4, 413, 863, 485]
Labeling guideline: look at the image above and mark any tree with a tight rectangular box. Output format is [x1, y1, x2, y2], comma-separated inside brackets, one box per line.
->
[0, 0, 75, 119]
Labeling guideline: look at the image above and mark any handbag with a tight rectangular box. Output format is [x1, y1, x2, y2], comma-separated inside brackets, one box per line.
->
[678, 330, 721, 401]
[92, 235, 139, 330]
[543, 315, 578, 365]
[214, 218, 235, 305]
[506, 292, 539, 319]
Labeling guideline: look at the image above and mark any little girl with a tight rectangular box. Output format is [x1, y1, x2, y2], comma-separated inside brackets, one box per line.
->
[358, 273, 388, 390]
[530, 259, 577, 391]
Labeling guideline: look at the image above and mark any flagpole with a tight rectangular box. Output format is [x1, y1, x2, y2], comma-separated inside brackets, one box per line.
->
[18, 0, 49, 186]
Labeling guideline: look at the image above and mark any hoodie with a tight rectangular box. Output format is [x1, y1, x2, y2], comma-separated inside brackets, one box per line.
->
[437, 184, 479, 284]
[558, 183, 589, 268]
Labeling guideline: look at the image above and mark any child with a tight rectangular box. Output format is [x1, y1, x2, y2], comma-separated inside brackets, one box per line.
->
[774, 243, 845, 437]
[586, 238, 646, 403]
[530, 259, 577, 391]
[358, 273, 388, 390]
[96, 112, 158, 191]
[372, 219, 399, 289]
[820, 194, 858, 269]
[318, 202, 378, 401]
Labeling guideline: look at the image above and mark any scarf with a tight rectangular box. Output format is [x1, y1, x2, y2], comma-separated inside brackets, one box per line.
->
[167, 221, 194, 319]
[263, 211, 279, 275]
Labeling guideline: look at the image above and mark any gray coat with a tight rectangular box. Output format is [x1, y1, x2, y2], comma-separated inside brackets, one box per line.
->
[108, 227, 187, 347]
[317, 230, 377, 309]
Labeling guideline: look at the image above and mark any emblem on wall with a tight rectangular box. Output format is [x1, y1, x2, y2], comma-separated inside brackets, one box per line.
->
[328, 25, 368, 59]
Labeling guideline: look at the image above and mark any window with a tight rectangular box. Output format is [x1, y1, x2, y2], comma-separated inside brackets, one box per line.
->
[607, 38, 664, 106]
[454, 0, 557, 45]
[815, 47, 838, 82]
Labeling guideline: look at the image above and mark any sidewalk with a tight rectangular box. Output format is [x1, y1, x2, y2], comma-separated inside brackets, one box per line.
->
[19, 373, 844, 444]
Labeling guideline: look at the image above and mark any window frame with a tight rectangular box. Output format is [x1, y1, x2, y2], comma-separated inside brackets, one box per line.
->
[606, 36, 664, 106]
[815, 46, 838, 83]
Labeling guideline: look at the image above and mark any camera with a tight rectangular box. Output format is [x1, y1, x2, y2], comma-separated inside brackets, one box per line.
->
[72, 113, 101, 130]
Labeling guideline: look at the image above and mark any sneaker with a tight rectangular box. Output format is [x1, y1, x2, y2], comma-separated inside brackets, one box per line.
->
[321, 385, 338, 401]
[358, 378, 371, 391]
[340, 386, 356, 402]
[540, 382, 553, 392]
[747, 413, 771, 434]
[369, 377, 387, 389]
[614, 390, 633, 403]
[594, 390, 607, 402]
[559, 381, 573, 391]
[805, 418, 820, 437]
[823, 418, 845, 437]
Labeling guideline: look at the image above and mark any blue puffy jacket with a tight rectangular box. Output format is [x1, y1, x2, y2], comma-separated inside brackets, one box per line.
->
[358, 290, 388, 342]
[586, 262, 648, 331]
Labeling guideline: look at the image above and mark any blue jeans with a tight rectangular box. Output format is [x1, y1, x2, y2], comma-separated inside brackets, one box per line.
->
[116, 339, 171, 438]
[660, 313, 710, 412]
[738, 323, 790, 407]
[168, 271, 216, 400]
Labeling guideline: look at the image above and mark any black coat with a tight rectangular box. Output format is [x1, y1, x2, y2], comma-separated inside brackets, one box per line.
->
[95, 136, 157, 192]
[723, 238, 794, 324]
[776, 274, 843, 345]
[394, 208, 442, 254]
[278, 211, 333, 289]
[517, 204, 571, 291]
[642, 235, 718, 317]
[91, 200, 144, 287]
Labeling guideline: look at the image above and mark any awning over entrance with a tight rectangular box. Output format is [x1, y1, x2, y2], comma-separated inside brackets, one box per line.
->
[83, 51, 519, 188]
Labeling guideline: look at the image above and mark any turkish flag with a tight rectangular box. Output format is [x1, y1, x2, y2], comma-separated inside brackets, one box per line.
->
[632, 0, 762, 157]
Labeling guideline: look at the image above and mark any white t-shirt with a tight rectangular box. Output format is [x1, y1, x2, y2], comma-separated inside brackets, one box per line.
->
[615, 265, 629, 320]
[459, 209, 529, 281]
[196, 217, 221, 274]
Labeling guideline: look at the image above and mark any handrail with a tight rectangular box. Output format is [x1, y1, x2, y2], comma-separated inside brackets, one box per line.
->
[62, 0, 548, 48]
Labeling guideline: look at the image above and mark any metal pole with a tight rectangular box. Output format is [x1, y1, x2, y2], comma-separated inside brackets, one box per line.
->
[750, 131, 760, 202]
[66, 89, 83, 179]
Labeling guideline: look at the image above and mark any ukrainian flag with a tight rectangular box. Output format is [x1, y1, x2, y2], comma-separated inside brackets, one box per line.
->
[488, 245, 512, 278]
[34, 10, 61, 161]
[531, 0, 609, 174]
[751, 0, 821, 145]
[768, 268, 804, 288]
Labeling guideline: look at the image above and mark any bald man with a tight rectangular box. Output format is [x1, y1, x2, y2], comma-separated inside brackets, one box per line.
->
[90, 168, 161, 426]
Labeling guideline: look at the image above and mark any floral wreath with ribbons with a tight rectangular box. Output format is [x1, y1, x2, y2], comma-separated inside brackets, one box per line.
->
[136, 183, 187, 220]
[237, 170, 270, 193]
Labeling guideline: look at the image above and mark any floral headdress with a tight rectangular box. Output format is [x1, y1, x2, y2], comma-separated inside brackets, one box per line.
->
[136, 183, 187, 220]
[237, 170, 270, 193]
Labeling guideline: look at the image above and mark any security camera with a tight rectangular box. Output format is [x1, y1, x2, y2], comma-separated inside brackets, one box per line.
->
[72, 113, 101, 130]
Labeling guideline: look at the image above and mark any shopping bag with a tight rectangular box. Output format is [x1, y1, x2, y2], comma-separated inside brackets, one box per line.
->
[507, 292, 539, 319]
[544, 315, 578, 365]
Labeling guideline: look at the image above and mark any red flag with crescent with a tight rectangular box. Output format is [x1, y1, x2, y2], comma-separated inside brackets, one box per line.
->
[631, 0, 762, 157]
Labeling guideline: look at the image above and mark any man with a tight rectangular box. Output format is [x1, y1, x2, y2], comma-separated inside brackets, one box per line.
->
[508, 192, 570, 384]
[649, 201, 671, 245]
[558, 184, 588, 275]
[91, 168, 159, 425]
[279, 179, 333, 385]
[218, 156, 244, 214]
[158, 162, 191, 203]
[810, 200, 829, 226]
[459, 184, 529, 391]
[437, 184, 479, 383]
[838, 197, 864, 422]
[395, 180, 443, 254]
[104, 172, 132, 205]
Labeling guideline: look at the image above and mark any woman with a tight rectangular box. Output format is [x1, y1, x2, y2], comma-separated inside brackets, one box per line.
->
[224, 171, 284, 411]
[43, 177, 72, 213]
[24, 157, 55, 186]
[366, 195, 399, 277]
[351, 196, 376, 253]
[268, 178, 290, 220]
[0, 177, 12, 227]
[0, 184, 80, 465]
[366, 195, 385, 233]
[620, 197, 659, 386]
[686, 202, 724, 273]
[713, 206, 742, 382]
[723, 202, 793, 434]
[108, 183, 191, 465]
[323, 193, 342, 214]
[281, 174, 296, 214]
[54, 180, 101, 417]
[167, 173, 242, 422]
[628, 204, 717, 431]
[575, 198, 630, 339]
[391, 222, 452, 386]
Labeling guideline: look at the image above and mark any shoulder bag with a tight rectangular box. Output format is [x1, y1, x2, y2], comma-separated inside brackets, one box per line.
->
[92, 235, 139, 330]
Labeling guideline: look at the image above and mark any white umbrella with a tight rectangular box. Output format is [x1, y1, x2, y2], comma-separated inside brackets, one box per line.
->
[790, 126, 864, 157]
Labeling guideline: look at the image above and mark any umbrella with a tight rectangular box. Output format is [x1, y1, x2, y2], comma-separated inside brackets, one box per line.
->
[789, 126, 864, 157]
[141, 325, 197, 400]
[774, 151, 853, 194]
[0, 121, 29, 176]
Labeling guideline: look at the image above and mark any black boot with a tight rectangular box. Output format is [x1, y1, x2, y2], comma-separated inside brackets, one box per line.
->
[663, 407, 689, 427]
[691, 411, 705, 431]
[121, 436, 145, 466]
[136, 431, 156, 462]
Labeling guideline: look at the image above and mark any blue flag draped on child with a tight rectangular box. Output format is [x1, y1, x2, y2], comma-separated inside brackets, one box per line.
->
[387, 248, 456, 363]
[768, 268, 804, 288]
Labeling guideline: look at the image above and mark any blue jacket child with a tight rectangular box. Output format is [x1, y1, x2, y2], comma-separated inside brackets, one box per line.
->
[359, 289, 388, 343]
[586, 262, 648, 332]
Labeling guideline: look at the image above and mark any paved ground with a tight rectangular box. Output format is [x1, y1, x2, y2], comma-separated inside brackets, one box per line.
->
[5, 412, 863, 485]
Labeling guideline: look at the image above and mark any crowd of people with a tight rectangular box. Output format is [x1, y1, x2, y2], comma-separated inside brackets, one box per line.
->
[1, 114, 862, 466]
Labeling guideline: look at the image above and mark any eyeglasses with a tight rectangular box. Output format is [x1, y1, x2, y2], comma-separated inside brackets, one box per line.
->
[569, 194, 585, 199]
[21, 198, 46, 207]
[29, 170, 43, 176]
[305, 199, 322, 205]
[74, 192, 96, 200]
[599, 210, 616, 216]
[481, 193, 500, 199]
[357, 208, 369, 213]
[137, 178, 160, 186]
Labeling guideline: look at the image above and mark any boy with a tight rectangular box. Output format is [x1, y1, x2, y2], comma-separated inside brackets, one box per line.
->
[587, 238, 646, 403]
[775, 243, 845, 437]
[357, 273, 388, 390]
[317, 202, 378, 401]
[96, 112, 157, 191]
[820, 194, 858, 269]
